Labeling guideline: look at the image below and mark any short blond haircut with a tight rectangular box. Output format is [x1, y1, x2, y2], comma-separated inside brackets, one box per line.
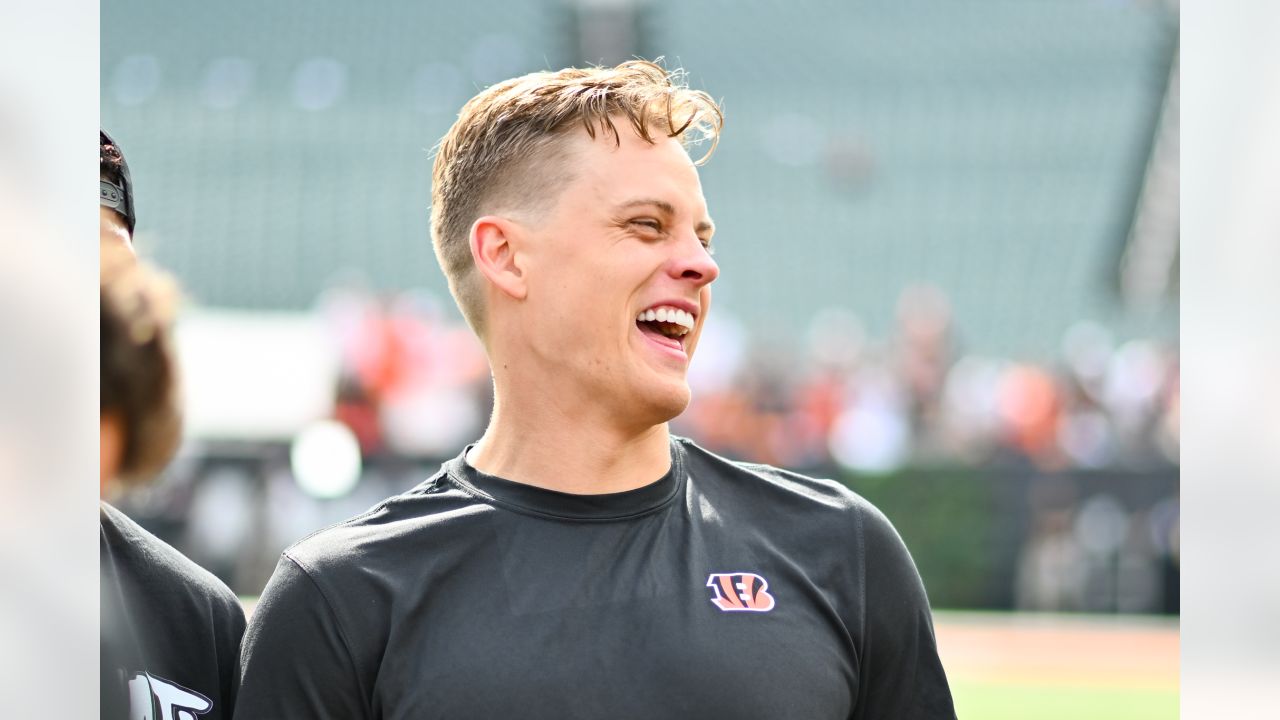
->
[430, 60, 723, 337]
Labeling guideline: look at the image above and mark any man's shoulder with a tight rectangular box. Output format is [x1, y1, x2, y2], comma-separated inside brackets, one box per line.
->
[675, 436, 873, 515]
[281, 466, 488, 577]
[100, 502, 243, 621]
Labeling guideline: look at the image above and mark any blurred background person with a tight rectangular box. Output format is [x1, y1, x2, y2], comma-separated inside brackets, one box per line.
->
[100, 130, 136, 256]
[100, 233, 244, 717]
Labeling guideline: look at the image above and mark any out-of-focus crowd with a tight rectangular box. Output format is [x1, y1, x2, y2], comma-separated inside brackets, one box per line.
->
[320, 282, 1179, 474]
[126, 281, 1178, 613]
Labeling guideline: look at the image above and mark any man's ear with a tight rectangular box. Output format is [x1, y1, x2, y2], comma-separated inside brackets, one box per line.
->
[470, 215, 527, 301]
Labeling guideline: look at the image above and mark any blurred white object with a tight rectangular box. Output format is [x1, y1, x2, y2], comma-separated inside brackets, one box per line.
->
[176, 309, 339, 440]
[1184, 0, 1280, 715]
[0, 1, 97, 714]
[828, 366, 910, 474]
[290, 420, 362, 499]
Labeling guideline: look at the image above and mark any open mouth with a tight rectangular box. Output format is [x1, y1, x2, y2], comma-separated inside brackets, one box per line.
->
[635, 305, 695, 352]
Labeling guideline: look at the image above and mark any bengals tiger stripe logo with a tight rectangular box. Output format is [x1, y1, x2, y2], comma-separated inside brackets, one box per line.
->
[706, 572, 776, 612]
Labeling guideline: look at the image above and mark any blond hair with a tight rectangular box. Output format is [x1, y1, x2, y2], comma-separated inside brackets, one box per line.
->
[430, 60, 723, 337]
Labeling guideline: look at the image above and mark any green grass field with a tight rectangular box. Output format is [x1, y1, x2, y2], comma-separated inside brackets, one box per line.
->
[952, 679, 1178, 720]
[936, 611, 1179, 719]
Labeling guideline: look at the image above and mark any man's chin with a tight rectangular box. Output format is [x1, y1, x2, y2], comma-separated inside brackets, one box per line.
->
[632, 379, 691, 428]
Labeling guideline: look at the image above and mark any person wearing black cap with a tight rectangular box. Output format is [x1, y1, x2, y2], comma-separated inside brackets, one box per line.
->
[99, 134, 247, 719]
[100, 130, 136, 254]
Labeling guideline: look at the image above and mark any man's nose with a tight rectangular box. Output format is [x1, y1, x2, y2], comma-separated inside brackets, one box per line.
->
[671, 234, 719, 287]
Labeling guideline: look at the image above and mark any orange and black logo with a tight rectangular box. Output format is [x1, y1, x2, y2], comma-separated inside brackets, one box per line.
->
[706, 572, 776, 612]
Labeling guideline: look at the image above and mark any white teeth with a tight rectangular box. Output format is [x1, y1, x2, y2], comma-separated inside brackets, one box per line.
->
[636, 305, 696, 331]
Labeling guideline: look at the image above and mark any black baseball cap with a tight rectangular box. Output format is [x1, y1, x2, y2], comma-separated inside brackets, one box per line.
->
[100, 129, 136, 234]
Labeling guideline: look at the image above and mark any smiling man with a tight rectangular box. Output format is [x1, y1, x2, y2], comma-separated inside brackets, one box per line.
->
[236, 61, 955, 719]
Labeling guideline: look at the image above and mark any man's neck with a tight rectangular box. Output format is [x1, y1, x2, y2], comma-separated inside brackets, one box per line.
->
[467, 392, 673, 495]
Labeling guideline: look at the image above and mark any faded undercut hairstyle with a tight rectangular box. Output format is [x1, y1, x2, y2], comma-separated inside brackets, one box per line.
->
[430, 60, 724, 337]
[101, 249, 183, 485]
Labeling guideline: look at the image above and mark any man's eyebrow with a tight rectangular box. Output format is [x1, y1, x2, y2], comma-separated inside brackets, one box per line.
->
[616, 198, 715, 236]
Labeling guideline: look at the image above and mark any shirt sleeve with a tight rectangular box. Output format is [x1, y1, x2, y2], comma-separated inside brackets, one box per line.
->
[215, 589, 248, 719]
[235, 554, 369, 720]
[851, 502, 957, 720]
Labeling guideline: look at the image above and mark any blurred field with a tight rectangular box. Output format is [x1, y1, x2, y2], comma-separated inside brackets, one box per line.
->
[936, 611, 1179, 719]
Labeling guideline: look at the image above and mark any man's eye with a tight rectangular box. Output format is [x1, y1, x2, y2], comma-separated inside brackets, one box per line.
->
[631, 219, 662, 231]
[700, 238, 716, 255]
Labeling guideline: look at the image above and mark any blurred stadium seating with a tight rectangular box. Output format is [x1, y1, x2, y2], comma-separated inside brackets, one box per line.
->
[102, 0, 1177, 358]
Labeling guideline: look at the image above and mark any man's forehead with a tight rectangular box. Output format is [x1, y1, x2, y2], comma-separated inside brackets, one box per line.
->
[564, 122, 697, 170]
[564, 131, 709, 210]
